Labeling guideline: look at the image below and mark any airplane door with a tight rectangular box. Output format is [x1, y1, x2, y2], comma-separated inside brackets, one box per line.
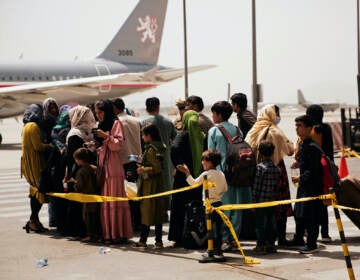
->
[94, 64, 111, 93]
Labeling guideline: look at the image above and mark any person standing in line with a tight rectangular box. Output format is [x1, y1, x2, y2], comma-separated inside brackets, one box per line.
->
[185, 95, 214, 135]
[94, 99, 133, 244]
[230, 93, 256, 138]
[42, 97, 60, 228]
[73, 147, 101, 243]
[133, 124, 167, 249]
[288, 114, 323, 254]
[306, 104, 333, 243]
[21, 104, 53, 233]
[141, 97, 177, 204]
[112, 98, 142, 230]
[252, 140, 280, 254]
[177, 149, 228, 256]
[65, 105, 96, 238]
[246, 104, 294, 246]
[173, 99, 187, 133]
[168, 110, 205, 247]
[207, 101, 249, 251]
[50, 105, 72, 235]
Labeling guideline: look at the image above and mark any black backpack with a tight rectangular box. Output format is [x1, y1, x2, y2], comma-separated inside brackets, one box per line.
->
[217, 124, 256, 187]
[182, 200, 207, 249]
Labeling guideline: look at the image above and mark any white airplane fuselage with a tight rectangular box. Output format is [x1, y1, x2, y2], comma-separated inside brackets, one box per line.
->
[0, 59, 159, 117]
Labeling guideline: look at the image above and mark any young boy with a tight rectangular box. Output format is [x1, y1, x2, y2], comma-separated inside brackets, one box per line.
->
[73, 147, 101, 242]
[207, 101, 251, 251]
[177, 149, 228, 256]
[252, 140, 280, 254]
[288, 114, 323, 254]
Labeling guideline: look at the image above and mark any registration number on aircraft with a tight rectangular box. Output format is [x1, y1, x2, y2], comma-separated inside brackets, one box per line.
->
[117, 50, 133, 56]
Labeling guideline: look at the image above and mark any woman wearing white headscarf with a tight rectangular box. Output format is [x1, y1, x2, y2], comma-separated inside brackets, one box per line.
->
[64, 105, 97, 237]
[245, 104, 294, 246]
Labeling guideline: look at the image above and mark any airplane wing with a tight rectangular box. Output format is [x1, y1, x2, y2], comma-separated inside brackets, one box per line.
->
[154, 65, 216, 82]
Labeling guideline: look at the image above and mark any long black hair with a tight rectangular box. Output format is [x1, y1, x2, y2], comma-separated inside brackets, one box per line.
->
[95, 99, 117, 132]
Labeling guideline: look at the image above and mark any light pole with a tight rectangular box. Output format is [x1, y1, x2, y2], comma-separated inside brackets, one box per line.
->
[252, 0, 259, 115]
[183, 0, 189, 99]
[357, 0, 360, 107]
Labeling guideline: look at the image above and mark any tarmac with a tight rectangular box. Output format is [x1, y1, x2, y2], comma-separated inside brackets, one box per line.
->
[0, 116, 360, 280]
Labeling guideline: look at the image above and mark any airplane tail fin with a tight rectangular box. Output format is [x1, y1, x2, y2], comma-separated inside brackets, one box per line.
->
[97, 0, 168, 66]
[297, 89, 307, 105]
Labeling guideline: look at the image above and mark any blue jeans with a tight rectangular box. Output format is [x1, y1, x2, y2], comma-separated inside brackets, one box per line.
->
[221, 186, 252, 241]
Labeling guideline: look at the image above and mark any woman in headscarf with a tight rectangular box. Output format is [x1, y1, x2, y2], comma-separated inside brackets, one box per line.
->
[50, 104, 72, 234]
[64, 105, 97, 237]
[42, 98, 59, 144]
[245, 104, 294, 246]
[94, 99, 133, 243]
[21, 104, 53, 233]
[168, 110, 205, 247]
[42, 98, 60, 227]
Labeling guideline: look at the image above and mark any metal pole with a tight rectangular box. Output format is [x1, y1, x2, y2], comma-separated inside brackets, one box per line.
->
[252, 0, 258, 115]
[183, 0, 189, 99]
[330, 190, 355, 280]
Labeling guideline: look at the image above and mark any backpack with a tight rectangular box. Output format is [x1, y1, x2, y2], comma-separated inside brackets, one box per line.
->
[310, 142, 340, 194]
[182, 200, 207, 249]
[217, 124, 256, 187]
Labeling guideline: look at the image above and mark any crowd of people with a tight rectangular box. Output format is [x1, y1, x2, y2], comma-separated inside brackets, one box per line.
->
[20, 93, 333, 256]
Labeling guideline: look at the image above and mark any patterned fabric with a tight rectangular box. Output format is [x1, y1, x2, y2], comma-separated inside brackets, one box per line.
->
[252, 160, 280, 202]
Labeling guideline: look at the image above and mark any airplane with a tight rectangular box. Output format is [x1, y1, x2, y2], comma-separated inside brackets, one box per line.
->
[0, 0, 214, 144]
[297, 89, 340, 112]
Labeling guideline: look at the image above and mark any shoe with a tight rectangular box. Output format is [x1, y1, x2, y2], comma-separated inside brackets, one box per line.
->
[277, 239, 287, 247]
[133, 242, 147, 249]
[286, 239, 305, 247]
[253, 245, 267, 254]
[154, 242, 163, 249]
[171, 242, 183, 248]
[265, 244, 277, 253]
[321, 236, 332, 243]
[299, 245, 319, 254]
[221, 240, 233, 252]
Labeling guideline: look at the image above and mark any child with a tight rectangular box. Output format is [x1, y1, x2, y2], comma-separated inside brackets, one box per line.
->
[252, 140, 280, 254]
[73, 147, 101, 242]
[177, 149, 228, 256]
[133, 124, 167, 249]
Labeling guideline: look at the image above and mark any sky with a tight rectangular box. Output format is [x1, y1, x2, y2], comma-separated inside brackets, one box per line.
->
[0, 0, 357, 108]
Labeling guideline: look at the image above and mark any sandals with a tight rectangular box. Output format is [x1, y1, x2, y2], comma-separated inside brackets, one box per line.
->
[133, 242, 147, 249]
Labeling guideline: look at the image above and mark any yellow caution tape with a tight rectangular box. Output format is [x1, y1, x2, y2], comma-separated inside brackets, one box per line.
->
[342, 147, 360, 159]
[334, 204, 360, 213]
[217, 194, 334, 211]
[47, 183, 201, 203]
[214, 207, 260, 264]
